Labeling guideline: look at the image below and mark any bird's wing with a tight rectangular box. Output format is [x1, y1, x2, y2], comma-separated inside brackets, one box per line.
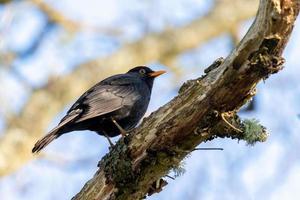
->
[62, 74, 140, 123]
[77, 85, 136, 122]
[57, 108, 83, 128]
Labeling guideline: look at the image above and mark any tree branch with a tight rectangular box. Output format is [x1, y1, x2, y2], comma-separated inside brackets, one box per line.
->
[0, 0, 258, 176]
[73, 0, 299, 199]
[29, 0, 121, 34]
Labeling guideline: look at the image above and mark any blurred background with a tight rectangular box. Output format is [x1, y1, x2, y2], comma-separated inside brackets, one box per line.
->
[0, 0, 299, 199]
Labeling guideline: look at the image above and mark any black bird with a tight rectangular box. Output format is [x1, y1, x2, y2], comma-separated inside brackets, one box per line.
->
[32, 66, 165, 153]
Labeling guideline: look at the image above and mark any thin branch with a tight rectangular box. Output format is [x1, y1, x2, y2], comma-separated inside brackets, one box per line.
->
[193, 148, 223, 151]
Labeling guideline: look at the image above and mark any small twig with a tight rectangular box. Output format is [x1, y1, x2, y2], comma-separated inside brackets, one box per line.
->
[165, 175, 175, 180]
[193, 148, 223, 151]
[221, 113, 243, 133]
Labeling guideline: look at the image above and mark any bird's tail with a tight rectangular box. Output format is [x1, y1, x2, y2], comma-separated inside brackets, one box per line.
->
[32, 128, 61, 153]
[32, 110, 79, 153]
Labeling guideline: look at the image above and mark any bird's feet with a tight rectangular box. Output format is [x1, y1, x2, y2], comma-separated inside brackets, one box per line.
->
[111, 117, 128, 137]
[104, 134, 115, 149]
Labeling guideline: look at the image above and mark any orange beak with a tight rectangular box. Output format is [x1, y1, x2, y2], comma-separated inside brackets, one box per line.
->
[148, 70, 166, 78]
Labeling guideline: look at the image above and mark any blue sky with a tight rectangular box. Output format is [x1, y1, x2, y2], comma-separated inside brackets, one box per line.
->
[0, 0, 300, 199]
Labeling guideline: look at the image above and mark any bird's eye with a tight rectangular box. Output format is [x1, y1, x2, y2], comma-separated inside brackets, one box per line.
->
[139, 69, 146, 75]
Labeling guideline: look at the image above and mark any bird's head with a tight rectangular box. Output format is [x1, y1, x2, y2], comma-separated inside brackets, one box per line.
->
[127, 66, 166, 88]
[127, 66, 166, 78]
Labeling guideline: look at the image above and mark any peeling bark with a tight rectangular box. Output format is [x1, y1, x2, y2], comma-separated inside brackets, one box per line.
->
[73, 0, 300, 199]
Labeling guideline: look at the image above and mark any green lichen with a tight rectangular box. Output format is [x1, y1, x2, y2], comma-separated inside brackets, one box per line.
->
[99, 139, 135, 189]
[242, 119, 268, 145]
[171, 162, 186, 178]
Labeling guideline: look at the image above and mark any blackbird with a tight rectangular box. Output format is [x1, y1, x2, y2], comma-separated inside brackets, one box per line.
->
[32, 66, 165, 153]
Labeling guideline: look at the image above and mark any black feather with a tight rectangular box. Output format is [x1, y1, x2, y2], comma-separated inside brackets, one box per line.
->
[32, 66, 163, 152]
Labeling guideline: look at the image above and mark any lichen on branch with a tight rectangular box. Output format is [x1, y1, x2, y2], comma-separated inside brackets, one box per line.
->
[74, 0, 300, 200]
[73, 1, 300, 199]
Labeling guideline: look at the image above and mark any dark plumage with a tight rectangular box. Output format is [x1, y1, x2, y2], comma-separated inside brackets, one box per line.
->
[32, 66, 165, 153]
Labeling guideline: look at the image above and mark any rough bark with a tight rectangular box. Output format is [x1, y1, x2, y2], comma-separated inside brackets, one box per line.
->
[73, 0, 300, 199]
[0, 0, 258, 176]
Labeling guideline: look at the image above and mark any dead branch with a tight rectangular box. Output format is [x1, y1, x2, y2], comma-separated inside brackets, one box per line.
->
[72, 0, 299, 199]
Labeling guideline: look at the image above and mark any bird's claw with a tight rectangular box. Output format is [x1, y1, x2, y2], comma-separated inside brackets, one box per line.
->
[104, 134, 115, 149]
[111, 117, 128, 136]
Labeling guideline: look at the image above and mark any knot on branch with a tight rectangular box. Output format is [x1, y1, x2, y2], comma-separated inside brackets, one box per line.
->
[249, 36, 285, 79]
[178, 79, 196, 94]
[204, 57, 224, 74]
